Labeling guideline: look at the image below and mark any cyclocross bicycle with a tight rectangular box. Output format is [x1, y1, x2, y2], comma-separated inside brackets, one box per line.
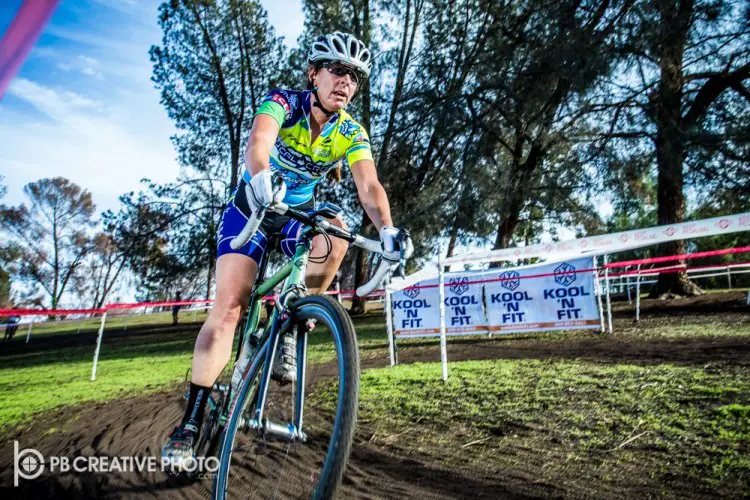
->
[196, 180, 406, 499]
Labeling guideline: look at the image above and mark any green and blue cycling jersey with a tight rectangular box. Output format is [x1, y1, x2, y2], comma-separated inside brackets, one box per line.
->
[217, 89, 373, 261]
[243, 88, 374, 206]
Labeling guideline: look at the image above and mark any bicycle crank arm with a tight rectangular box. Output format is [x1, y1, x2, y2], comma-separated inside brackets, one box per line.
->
[243, 418, 308, 443]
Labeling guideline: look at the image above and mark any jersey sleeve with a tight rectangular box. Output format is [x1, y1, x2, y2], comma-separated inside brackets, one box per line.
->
[345, 126, 373, 165]
[256, 89, 293, 127]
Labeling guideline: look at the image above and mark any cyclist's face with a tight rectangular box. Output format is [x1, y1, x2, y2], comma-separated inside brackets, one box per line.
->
[309, 64, 358, 111]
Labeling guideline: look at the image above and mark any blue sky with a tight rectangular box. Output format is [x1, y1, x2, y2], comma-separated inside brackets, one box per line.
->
[0, 0, 303, 214]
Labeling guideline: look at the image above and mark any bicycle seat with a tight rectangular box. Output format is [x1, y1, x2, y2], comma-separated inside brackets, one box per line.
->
[310, 202, 342, 220]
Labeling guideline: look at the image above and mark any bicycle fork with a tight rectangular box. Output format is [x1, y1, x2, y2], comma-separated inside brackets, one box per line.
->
[236, 317, 310, 444]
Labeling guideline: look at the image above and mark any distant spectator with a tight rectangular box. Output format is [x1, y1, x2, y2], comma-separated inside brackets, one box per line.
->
[4, 316, 19, 340]
[172, 291, 182, 326]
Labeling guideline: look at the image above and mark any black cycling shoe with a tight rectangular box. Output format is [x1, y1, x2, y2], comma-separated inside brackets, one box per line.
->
[161, 422, 198, 474]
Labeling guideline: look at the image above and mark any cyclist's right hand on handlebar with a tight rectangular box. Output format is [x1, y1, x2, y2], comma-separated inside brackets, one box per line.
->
[246, 170, 286, 213]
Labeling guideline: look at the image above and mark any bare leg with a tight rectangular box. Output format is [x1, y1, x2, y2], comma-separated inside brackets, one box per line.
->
[191, 253, 257, 387]
[305, 217, 349, 295]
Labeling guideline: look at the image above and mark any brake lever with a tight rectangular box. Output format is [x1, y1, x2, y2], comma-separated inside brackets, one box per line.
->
[396, 229, 411, 279]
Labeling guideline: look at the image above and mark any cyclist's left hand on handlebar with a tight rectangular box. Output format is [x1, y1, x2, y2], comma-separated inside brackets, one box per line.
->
[355, 226, 413, 297]
[379, 226, 414, 275]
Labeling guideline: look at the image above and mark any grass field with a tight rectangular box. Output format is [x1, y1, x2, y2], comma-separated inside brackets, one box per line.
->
[353, 360, 749, 490]
[1, 306, 748, 429]
[0, 308, 392, 427]
[9, 309, 207, 338]
[1, 293, 748, 495]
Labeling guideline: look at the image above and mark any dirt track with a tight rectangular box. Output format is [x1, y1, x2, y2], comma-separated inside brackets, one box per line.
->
[1, 292, 748, 499]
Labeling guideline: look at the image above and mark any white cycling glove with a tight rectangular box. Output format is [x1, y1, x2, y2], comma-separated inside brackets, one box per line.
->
[245, 169, 286, 213]
[379, 226, 414, 267]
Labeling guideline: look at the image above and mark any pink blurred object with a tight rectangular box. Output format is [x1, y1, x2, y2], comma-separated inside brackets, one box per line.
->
[0, 0, 59, 99]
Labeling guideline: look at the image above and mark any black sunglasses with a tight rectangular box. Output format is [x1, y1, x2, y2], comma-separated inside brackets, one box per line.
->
[322, 62, 361, 86]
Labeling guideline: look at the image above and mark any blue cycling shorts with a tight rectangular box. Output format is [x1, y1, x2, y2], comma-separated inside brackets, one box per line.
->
[216, 182, 314, 264]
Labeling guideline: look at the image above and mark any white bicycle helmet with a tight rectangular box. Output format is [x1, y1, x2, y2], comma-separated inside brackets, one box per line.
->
[308, 32, 371, 79]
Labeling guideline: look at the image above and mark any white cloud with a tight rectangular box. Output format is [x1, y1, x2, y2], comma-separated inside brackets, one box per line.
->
[81, 67, 104, 79]
[2, 78, 179, 214]
[3, 0, 304, 218]
[89, 0, 139, 13]
[79, 55, 98, 66]
[54, 56, 105, 79]
[10, 78, 102, 118]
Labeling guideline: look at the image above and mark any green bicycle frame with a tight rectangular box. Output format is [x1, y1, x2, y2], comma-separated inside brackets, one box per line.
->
[219, 238, 311, 427]
[241, 240, 310, 342]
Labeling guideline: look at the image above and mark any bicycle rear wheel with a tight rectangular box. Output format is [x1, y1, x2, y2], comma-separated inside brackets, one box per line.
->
[212, 295, 360, 499]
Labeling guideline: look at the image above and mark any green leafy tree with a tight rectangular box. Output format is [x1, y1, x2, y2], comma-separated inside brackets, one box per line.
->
[0, 176, 10, 307]
[598, 0, 750, 295]
[99, 188, 200, 304]
[0, 178, 95, 309]
[151, 0, 287, 295]
[142, 174, 226, 301]
[292, 0, 377, 313]
[151, 0, 286, 193]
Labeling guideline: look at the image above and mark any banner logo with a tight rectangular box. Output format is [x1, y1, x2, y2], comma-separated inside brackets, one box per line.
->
[403, 285, 420, 299]
[554, 263, 577, 287]
[499, 270, 520, 291]
[448, 277, 469, 295]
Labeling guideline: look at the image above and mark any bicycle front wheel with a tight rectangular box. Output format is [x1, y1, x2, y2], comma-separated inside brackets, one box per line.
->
[212, 295, 360, 499]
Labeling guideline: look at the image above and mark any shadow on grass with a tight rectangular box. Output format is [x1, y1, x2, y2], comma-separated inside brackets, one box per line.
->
[376, 332, 750, 368]
[0, 329, 197, 370]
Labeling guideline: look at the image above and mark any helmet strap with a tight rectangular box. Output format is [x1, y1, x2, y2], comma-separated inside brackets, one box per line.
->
[311, 86, 336, 118]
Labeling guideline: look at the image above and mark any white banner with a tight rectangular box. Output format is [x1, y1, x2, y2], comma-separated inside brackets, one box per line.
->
[483, 257, 600, 334]
[392, 273, 488, 338]
[445, 212, 750, 265]
[392, 278, 439, 337]
[442, 275, 488, 335]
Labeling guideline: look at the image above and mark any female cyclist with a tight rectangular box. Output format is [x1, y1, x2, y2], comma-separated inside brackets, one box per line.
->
[162, 32, 411, 466]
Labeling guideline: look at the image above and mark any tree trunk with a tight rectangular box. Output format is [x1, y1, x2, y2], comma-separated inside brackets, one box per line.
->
[650, 0, 702, 298]
[446, 217, 459, 259]
[377, 0, 419, 176]
[360, 0, 371, 132]
[349, 216, 374, 316]
[206, 213, 218, 300]
[206, 256, 215, 301]
[350, 0, 372, 316]
[493, 202, 521, 250]
[493, 133, 527, 254]
[444, 214, 460, 272]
